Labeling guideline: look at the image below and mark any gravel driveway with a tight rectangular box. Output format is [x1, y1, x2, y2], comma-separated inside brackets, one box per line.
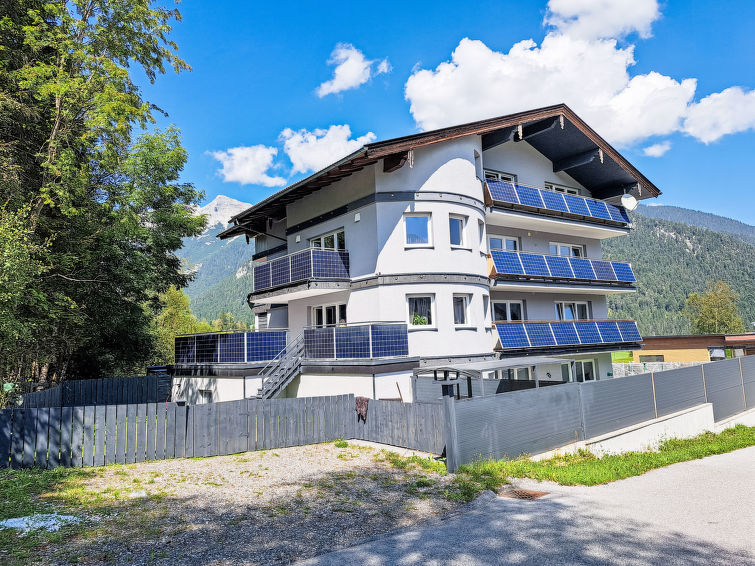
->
[303, 446, 755, 565]
[29, 441, 457, 565]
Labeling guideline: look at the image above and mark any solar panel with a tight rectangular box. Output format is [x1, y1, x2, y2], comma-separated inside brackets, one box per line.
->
[550, 322, 580, 346]
[254, 262, 272, 291]
[515, 185, 545, 208]
[611, 262, 636, 282]
[491, 250, 525, 275]
[544, 255, 574, 278]
[607, 203, 631, 223]
[591, 260, 617, 281]
[524, 323, 556, 347]
[586, 199, 612, 220]
[617, 321, 642, 342]
[540, 190, 569, 212]
[596, 321, 622, 343]
[487, 180, 519, 204]
[569, 257, 596, 279]
[563, 194, 591, 216]
[497, 324, 530, 348]
[519, 253, 551, 277]
[574, 321, 601, 344]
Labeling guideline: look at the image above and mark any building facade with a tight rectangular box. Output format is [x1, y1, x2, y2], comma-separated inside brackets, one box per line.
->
[172, 104, 658, 403]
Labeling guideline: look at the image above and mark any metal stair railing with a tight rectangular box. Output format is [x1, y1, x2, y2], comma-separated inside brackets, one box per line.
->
[257, 332, 305, 399]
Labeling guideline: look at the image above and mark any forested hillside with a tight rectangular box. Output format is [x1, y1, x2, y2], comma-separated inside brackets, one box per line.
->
[603, 214, 755, 335]
[636, 204, 755, 245]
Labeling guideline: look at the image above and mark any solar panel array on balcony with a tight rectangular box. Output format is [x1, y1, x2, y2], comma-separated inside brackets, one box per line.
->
[491, 251, 635, 283]
[487, 180, 631, 225]
[496, 320, 642, 349]
[254, 249, 350, 292]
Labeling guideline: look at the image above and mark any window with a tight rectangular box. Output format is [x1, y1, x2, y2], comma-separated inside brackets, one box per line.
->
[545, 182, 582, 196]
[407, 295, 434, 327]
[499, 367, 531, 380]
[452, 295, 470, 326]
[312, 303, 347, 327]
[478, 221, 486, 253]
[310, 229, 345, 250]
[561, 363, 572, 382]
[404, 214, 432, 247]
[640, 355, 665, 363]
[549, 242, 585, 257]
[482, 295, 490, 322]
[493, 300, 523, 322]
[484, 169, 517, 183]
[554, 301, 589, 320]
[574, 360, 596, 382]
[449, 214, 467, 247]
[199, 390, 213, 404]
[488, 236, 518, 251]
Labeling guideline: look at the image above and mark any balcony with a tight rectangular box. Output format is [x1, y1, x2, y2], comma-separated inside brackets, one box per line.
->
[303, 322, 409, 360]
[252, 248, 350, 302]
[489, 250, 636, 294]
[495, 319, 642, 352]
[174, 330, 288, 364]
[485, 181, 631, 239]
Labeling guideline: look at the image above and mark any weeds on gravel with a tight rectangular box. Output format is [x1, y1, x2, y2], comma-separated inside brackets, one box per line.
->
[380, 451, 447, 475]
[454, 425, 755, 499]
[334, 439, 349, 448]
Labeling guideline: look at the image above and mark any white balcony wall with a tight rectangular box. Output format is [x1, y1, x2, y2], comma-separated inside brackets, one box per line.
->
[482, 140, 589, 195]
[489, 291, 609, 320]
[486, 225, 603, 258]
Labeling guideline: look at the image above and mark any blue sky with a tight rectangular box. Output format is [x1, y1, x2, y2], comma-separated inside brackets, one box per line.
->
[138, 0, 755, 224]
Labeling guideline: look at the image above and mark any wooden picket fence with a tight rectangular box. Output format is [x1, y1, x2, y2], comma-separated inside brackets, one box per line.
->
[20, 375, 172, 408]
[0, 395, 444, 469]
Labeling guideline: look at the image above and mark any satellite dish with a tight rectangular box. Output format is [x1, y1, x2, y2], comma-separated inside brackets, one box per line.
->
[621, 193, 638, 211]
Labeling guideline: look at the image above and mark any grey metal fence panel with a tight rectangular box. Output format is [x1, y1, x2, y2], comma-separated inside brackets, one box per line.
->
[94, 406, 106, 467]
[652, 366, 707, 417]
[454, 384, 583, 464]
[175, 405, 186, 458]
[60, 407, 73, 467]
[740, 356, 755, 409]
[156, 403, 167, 459]
[105, 405, 117, 465]
[115, 404, 127, 465]
[703, 358, 745, 421]
[34, 408, 49, 468]
[82, 406, 95, 467]
[580, 373, 656, 438]
[71, 407, 84, 467]
[48, 407, 61, 468]
[166, 403, 177, 459]
[135, 404, 147, 463]
[22, 409, 36, 467]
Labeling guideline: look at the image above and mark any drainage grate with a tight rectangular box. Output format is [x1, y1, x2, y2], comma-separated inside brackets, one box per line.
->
[498, 489, 549, 500]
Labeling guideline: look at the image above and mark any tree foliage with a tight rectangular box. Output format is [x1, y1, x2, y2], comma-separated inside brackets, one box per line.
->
[0, 1, 204, 385]
[684, 281, 746, 335]
[152, 287, 212, 364]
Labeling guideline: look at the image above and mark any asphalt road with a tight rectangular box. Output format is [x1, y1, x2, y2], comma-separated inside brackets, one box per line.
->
[301, 446, 755, 565]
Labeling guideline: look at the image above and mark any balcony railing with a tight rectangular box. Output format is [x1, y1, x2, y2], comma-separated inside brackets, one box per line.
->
[490, 250, 635, 284]
[303, 322, 409, 360]
[486, 180, 631, 225]
[174, 330, 288, 364]
[253, 248, 350, 293]
[495, 319, 642, 350]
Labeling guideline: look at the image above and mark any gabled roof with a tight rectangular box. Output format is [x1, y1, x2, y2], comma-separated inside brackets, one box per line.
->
[220, 104, 660, 239]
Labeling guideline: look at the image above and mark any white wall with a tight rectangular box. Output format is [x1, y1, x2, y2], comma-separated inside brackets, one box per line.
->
[486, 225, 603, 258]
[172, 376, 245, 404]
[489, 290, 608, 320]
[374, 371, 414, 401]
[283, 374, 374, 399]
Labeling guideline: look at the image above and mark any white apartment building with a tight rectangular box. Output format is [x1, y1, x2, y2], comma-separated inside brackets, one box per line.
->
[172, 104, 658, 403]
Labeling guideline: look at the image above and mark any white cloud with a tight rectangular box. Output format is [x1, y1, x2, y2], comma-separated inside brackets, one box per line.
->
[545, 0, 660, 40]
[403, 1, 755, 147]
[684, 87, 755, 144]
[210, 146, 286, 187]
[281, 125, 376, 174]
[642, 140, 671, 157]
[316, 43, 391, 97]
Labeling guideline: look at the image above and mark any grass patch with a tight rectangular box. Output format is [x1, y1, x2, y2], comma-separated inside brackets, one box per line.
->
[451, 425, 755, 501]
[333, 439, 349, 448]
[381, 451, 447, 475]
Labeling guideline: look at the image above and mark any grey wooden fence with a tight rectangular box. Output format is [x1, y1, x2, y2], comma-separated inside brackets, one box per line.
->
[20, 375, 172, 408]
[0, 395, 443, 469]
[445, 356, 754, 471]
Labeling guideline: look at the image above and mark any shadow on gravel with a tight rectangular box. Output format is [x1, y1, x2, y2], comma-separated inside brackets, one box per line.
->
[301, 493, 753, 566]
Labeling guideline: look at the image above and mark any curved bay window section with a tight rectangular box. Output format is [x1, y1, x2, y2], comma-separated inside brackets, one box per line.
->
[489, 250, 635, 288]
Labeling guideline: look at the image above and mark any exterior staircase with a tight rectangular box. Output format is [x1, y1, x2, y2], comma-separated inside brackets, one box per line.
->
[256, 332, 304, 399]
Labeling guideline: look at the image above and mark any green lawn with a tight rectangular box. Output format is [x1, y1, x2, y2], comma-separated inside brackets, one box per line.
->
[448, 425, 755, 501]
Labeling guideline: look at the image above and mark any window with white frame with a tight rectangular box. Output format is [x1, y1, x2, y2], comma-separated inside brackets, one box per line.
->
[449, 214, 467, 247]
[452, 294, 470, 326]
[488, 236, 519, 251]
[484, 169, 517, 183]
[199, 390, 213, 404]
[554, 301, 589, 321]
[493, 300, 523, 322]
[561, 363, 572, 382]
[312, 303, 347, 327]
[482, 295, 490, 323]
[478, 220, 486, 253]
[545, 182, 582, 196]
[574, 359, 596, 382]
[549, 241, 585, 257]
[404, 213, 432, 247]
[407, 295, 434, 327]
[310, 229, 345, 250]
[497, 367, 531, 380]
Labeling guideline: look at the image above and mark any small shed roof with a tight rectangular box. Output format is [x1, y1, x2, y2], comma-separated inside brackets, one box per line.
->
[416, 356, 566, 377]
